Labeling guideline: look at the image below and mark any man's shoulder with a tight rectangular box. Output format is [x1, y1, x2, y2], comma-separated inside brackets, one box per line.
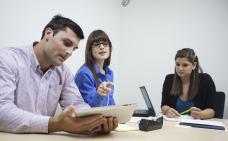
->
[0, 46, 29, 58]
[0, 45, 35, 75]
[0, 47, 28, 66]
[0, 47, 20, 56]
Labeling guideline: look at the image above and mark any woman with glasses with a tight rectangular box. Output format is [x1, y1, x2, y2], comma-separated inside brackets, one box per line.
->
[75, 30, 115, 107]
[161, 48, 216, 119]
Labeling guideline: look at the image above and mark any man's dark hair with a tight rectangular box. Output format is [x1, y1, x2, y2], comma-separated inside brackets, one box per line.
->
[41, 15, 84, 39]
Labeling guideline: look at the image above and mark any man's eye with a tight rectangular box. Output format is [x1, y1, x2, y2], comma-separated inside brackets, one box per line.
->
[63, 40, 72, 47]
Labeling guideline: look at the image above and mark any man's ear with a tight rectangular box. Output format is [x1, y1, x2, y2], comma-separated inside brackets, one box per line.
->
[44, 27, 54, 41]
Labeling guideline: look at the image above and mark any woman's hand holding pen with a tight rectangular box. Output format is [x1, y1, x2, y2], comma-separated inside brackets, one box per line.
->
[190, 107, 202, 119]
[97, 82, 113, 96]
[181, 107, 207, 119]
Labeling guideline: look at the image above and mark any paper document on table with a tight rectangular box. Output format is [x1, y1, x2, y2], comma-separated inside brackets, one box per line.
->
[115, 123, 139, 132]
[179, 118, 226, 130]
[128, 116, 160, 124]
[163, 115, 193, 122]
[128, 117, 141, 124]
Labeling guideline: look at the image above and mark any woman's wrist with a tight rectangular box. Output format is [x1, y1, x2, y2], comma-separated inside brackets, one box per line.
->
[199, 109, 215, 119]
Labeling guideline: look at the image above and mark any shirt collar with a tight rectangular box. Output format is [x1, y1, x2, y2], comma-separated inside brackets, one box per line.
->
[94, 63, 111, 75]
[29, 42, 55, 72]
[29, 42, 39, 71]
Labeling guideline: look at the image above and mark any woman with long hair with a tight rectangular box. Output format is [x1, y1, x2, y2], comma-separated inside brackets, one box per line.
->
[161, 48, 216, 119]
[75, 30, 114, 107]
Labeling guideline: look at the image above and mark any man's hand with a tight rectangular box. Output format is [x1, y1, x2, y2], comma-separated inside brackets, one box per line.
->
[100, 116, 118, 134]
[48, 106, 118, 135]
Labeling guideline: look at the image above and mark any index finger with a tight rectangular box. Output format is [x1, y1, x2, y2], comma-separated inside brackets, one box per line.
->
[76, 114, 102, 121]
[113, 117, 118, 129]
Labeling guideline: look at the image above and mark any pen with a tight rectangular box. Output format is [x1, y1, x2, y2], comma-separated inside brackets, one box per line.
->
[180, 109, 191, 115]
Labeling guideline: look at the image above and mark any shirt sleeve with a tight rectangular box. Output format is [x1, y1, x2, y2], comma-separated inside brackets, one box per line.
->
[75, 71, 107, 107]
[0, 58, 50, 133]
[59, 66, 90, 110]
[161, 74, 175, 108]
[201, 73, 216, 110]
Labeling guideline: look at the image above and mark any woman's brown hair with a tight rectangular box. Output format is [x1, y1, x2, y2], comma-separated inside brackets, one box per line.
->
[85, 30, 112, 85]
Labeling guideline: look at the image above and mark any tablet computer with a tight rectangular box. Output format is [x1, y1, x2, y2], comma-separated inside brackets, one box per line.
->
[75, 103, 137, 123]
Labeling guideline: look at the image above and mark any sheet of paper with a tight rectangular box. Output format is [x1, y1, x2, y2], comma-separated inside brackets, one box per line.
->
[115, 123, 139, 132]
[163, 115, 193, 122]
[128, 116, 162, 124]
[127, 117, 139, 124]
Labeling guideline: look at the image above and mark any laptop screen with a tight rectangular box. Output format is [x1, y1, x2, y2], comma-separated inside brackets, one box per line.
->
[139, 86, 156, 114]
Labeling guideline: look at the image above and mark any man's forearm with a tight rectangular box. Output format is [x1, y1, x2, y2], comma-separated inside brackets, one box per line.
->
[0, 104, 49, 133]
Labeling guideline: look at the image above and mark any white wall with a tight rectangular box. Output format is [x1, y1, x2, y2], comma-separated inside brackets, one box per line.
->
[0, 0, 227, 118]
[117, 0, 228, 118]
[0, 0, 121, 73]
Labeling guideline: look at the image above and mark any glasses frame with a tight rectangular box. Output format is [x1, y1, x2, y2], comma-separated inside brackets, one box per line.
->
[92, 41, 110, 49]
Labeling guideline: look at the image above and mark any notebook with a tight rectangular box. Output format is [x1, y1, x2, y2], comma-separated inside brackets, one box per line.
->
[133, 86, 156, 117]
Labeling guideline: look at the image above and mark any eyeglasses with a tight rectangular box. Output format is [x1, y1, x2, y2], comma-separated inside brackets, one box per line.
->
[92, 41, 109, 49]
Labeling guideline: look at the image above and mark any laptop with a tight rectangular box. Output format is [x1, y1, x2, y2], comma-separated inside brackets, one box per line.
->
[133, 86, 156, 117]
